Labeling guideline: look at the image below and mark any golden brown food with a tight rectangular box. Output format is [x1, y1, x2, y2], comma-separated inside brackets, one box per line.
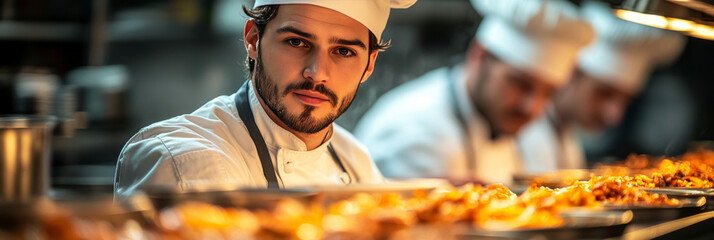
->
[594, 150, 714, 189]
[586, 176, 679, 206]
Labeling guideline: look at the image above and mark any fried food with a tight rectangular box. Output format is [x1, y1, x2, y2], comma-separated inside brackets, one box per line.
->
[586, 176, 679, 206]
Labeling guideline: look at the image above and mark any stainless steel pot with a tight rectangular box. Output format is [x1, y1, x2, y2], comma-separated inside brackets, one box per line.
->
[0, 115, 55, 202]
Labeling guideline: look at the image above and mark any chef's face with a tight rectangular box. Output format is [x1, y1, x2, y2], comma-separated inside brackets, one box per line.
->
[475, 54, 557, 135]
[245, 5, 378, 134]
[568, 72, 633, 130]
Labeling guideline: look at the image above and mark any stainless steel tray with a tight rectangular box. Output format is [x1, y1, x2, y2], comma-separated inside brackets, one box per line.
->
[512, 169, 591, 188]
[602, 197, 706, 223]
[645, 187, 714, 210]
[0, 195, 154, 232]
[462, 210, 633, 240]
[142, 187, 318, 210]
[143, 180, 448, 210]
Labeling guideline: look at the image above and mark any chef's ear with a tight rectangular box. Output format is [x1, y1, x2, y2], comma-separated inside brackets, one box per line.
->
[244, 20, 259, 61]
[359, 51, 379, 83]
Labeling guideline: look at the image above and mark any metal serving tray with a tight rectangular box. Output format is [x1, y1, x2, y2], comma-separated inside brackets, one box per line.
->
[602, 197, 706, 223]
[462, 210, 633, 240]
[645, 187, 714, 210]
[142, 187, 318, 210]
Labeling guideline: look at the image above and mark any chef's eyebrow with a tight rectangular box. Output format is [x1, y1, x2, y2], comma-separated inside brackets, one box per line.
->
[276, 26, 367, 51]
[276, 26, 313, 39]
[330, 37, 366, 51]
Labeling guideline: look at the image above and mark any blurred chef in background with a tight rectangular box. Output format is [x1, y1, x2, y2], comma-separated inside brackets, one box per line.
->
[114, 0, 416, 198]
[517, 1, 686, 173]
[355, 0, 594, 184]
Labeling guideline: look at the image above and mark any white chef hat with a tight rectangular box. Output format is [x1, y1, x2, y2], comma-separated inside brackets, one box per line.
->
[471, 0, 595, 86]
[253, 0, 417, 42]
[577, 1, 686, 94]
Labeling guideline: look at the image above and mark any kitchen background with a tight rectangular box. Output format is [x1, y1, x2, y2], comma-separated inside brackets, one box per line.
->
[1, 0, 712, 193]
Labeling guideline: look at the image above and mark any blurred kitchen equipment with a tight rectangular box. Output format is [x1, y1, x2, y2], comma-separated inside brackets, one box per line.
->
[67, 65, 129, 124]
[52, 85, 80, 137]
[464, 210, 633, 240]
[14, 70, 59, 116]
[0, 68, 13, 114]
[0, 115, 56, 203]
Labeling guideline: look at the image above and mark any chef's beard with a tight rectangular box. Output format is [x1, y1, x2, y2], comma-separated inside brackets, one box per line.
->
[253, 50, 358, 134]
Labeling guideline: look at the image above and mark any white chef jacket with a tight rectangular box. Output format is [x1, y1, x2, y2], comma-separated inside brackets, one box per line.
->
[354, 66, 520, 185]
[516, 108, 586, 173]
[114, 82, 384, 199]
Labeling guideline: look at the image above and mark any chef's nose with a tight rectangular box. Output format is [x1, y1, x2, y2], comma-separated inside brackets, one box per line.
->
[522, 92, 548, 118]
[303, 51, 329, 83]
[602, 101, 625, 127]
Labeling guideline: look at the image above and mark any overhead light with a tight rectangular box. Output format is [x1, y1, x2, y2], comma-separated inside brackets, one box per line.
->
[668, 18, 696, 31]
[616, 0, 714, 40]
[690, 23, 714, 40]
[615, 9, 669, 28]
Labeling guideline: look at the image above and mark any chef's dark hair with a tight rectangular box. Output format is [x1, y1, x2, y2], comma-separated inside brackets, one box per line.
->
[243, 5, 390, 76]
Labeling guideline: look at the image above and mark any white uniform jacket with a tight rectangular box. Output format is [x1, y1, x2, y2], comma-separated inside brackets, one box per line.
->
[354, 66, 520, 185]
[114, 82, 384, 199]
[516, 109, 586, 173]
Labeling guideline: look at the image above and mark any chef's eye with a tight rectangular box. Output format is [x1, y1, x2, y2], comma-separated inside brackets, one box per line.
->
[335, 47, 355, 57]
[287, 38, 307, 48]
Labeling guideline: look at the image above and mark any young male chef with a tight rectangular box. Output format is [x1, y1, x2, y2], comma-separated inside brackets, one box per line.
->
[114, 0, 417, 198]
[354, 0, 594, 184]
[516, 1, 686, 172]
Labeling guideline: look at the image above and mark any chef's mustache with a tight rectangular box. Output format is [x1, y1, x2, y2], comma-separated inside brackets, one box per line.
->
[283, 80, 338, 107]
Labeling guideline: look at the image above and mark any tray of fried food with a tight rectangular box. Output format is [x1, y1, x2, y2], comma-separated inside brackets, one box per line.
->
[628, 157, 714, 209]
[594, 150, 714, 189]
[579, 175, 706, 223]
[307, 178, 451, 201]
[154, 191, 465, 240]
[138, 184, 319, 211]
[620, 156, 714, 209]
[638, 158, 714, 189]
[451, 184, 632, 240]
[512, 169, 592, 188]
[0, 195, 158, 240]
[152, 183, 622, 240]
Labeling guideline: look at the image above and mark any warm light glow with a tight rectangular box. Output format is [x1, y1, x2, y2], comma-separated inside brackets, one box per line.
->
[615, 9, 714, 41]
[296, 223, 321, 240]
[322, 214, 350, 232]
[615, 9, 668, 28]
[3, 130, 17, 200]
[690, 24, 714, 40]
[19, 129, 32, 200]
[337, 201, 360, 215]
[669, 18, 695, 31]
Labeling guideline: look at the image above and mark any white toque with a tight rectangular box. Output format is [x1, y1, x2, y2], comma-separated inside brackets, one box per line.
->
[471, 0, 595, 86]
[254, 0, 418, 42]
[578, 1, 686, 93]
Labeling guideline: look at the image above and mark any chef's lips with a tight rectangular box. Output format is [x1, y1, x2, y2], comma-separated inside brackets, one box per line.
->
[283, 80, 338, 107]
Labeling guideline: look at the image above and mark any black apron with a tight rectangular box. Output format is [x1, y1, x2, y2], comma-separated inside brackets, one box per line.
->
[234, 81, 356, 189]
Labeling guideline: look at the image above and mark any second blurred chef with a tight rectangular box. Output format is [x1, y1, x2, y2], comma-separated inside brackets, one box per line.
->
[355, 0, 594, 184]
[517, 1, 686, 173]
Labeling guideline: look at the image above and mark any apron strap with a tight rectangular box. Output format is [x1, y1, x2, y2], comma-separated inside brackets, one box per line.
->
[235, 81, 280, 189]
[327, 144, 359, 184]
[447, 69, 477, 177]
[235, 81, 356, 188]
